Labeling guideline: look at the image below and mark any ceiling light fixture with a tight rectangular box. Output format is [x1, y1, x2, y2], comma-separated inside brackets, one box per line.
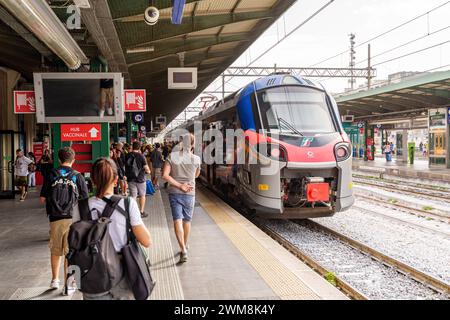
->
[73, 0, 91, 9]
[126, 46, 155, 54]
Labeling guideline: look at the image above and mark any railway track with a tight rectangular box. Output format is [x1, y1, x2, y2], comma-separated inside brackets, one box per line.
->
[353, 177, 450, 204]
[201, 184, 450, 299]
[355, 193, 450, 223]
[301, 220, 450, 296]
[351, 202, 450, 239]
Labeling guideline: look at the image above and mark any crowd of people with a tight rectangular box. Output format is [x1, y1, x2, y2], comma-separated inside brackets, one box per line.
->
[14, 136, 199, 300]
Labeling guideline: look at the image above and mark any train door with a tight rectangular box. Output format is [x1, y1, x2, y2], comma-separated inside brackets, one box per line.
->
[0, 131, 15, 199]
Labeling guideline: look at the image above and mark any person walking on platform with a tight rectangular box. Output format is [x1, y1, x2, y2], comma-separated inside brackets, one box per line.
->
[162, 133, 201, 264]
[39, 147, 89, 295]
[27, 152, 37, 188]
[72, 158, 151, 300]
[125, 141, 151, 218]
[38, 149, 54, 186]
[150, 143, 164, 189]
[14, 149, 34, 201]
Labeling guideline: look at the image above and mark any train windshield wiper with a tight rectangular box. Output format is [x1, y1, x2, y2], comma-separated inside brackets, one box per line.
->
[277, 117, 303, 136]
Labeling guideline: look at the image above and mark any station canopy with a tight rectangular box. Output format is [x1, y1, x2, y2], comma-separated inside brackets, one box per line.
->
[0, 0, 296, 127]
[335, 70, 450, 121]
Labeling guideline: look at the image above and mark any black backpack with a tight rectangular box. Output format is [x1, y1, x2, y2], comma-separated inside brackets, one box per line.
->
[66, 196, 124, 295]
[125, 153, 141, 181]
[47, 169, 79, 218]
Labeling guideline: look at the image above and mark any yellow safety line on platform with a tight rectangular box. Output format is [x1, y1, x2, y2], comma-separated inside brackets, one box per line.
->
[197, 190, 320, 300]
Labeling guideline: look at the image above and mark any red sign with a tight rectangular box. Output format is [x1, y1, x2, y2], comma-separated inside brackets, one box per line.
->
[61, 124, 102, 141]
[14, 91, 36, 114]
[124, 89, 146, 112]
[33, 143, 44, 186]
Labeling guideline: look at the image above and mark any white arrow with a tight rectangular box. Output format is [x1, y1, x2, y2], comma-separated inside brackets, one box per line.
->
[88, 127, 99, 138]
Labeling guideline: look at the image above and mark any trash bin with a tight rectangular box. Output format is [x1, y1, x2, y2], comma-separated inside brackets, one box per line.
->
[408, 142, 415, 165]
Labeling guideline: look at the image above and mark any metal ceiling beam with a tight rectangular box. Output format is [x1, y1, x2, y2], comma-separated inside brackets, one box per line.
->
[79, 0, 132, 86]
[118, 11, 274, 48]
[110, 0, 199, 21]
[126, 33, 249, 66]
[131, 50, 234, 78]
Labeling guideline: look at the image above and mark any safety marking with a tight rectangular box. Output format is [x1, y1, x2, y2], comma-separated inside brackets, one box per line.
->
[147, 191, 184, 300]
[197, 190, 320, 300]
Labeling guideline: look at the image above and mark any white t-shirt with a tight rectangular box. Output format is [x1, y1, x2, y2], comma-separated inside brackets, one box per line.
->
[72, 196, 144, 252]
[15, 156, 33, 177]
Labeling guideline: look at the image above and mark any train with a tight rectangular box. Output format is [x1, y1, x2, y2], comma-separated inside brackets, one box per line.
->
[166, 73, 354, 219]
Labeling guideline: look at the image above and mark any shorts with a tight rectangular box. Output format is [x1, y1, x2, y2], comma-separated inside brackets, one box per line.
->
[15, 176, 27, 187]
[168, 193, 195, 222]
[49, 219, 72, 256]
[128, 181, 146, 198]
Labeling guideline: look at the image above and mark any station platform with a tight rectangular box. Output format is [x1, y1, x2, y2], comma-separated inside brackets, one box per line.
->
[353, 157, 450, 182]
[0, 186, 347, 300]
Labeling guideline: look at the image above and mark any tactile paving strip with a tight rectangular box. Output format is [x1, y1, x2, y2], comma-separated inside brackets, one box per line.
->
[197, 190, 320, 300]
[9, 287, 82, 300]
[146, 191, 184, 300]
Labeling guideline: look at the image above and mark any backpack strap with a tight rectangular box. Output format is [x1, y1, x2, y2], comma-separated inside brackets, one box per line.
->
[78, 198, 92, 221]
[101, 195, 122, 219]
[112, 197, 136, 244]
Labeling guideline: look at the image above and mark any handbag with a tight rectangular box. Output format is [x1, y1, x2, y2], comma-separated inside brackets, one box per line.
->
[105, 196, 156, 300]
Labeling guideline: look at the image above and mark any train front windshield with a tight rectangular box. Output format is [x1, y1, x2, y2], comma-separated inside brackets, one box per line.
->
[257, 86, 336, 134]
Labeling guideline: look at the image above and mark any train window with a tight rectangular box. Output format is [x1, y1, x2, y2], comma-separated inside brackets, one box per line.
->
[257, 86, 336, 134]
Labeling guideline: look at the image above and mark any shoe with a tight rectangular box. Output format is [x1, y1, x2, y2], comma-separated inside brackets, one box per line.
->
[107, 107, 113, 116]
[99, 110, 105, 118]
[62, 285, 76, 296]
[179, 252, 188, 263]
[141, 212, 149, 218]
[50, 279, 60, 290]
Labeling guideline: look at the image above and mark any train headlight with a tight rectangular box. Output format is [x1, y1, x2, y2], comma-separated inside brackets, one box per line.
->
[335, 142, 351, 162]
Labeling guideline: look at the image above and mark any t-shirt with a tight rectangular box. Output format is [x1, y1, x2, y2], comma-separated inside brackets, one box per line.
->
[72, 196, 144, 252]
[150, 149, 164, 168]
[125, 152, 148, 183]
[15, 156, 33, 177]
[166, 151, 201, 196]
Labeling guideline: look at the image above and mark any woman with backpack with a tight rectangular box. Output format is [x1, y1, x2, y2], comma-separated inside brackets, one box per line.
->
[72, 157, 151, 300]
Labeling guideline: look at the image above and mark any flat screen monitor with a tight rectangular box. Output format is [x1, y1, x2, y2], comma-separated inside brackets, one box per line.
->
[168, 68, 197, 90]
[34, 72, 124, 123]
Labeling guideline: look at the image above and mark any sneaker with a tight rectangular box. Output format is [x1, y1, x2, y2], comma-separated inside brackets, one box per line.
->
[179, 251, 188, 263]
[107, 107, 113, 116]
[141, 212, 149, 218]
[50, 279, 60, 290]
[99, 109, 105, 118]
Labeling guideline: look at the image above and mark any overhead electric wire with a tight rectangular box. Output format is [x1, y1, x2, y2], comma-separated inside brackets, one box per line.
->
[309, 0, 450, 67]
[207, 0, 336, 94]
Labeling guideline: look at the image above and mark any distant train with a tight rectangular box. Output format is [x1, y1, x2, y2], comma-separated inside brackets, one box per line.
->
[167, 74, 354, 219]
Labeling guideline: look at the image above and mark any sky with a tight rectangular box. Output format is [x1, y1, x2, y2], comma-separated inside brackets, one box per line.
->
[172, 0, 450, 125]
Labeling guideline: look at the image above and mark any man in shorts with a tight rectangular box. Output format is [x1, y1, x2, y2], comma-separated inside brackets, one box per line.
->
[40, 147, 88, 294]
[14, 149, 34, 201]
[125, 141, 151, 218]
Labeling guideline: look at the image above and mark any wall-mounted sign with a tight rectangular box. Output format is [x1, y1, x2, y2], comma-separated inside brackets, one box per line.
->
[124, 89, 146, 112]
[14, 91, 36, 114]
[429, 108, 446, 128]
[61, 124, 102, 141]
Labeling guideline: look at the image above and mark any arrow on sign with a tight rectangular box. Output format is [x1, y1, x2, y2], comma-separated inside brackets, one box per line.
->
[89, 127, 99, 138]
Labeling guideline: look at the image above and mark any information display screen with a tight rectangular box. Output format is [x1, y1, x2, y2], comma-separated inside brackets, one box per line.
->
[34, 73, 124, 123]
